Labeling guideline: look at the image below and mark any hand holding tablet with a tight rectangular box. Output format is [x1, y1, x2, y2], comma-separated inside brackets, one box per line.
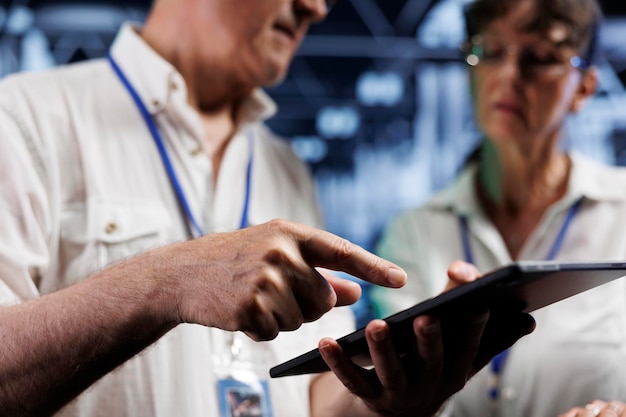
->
[271, 261, 626, 378]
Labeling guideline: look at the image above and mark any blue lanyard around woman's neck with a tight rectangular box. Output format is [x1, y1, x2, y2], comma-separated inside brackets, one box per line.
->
[107, 52, 253, 236]
[458, 197, 583, 264]
[458, 196, 583, 403]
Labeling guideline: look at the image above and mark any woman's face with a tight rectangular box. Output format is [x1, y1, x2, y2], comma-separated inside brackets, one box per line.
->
[469, 1, 595, 155]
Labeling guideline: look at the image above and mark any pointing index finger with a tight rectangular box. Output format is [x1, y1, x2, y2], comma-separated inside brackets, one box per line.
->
[295, 224, 407, 288]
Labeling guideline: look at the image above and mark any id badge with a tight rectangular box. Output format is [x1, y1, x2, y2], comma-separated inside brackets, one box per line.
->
[215, 333, 274, 417]
[217, 377, 273, 417]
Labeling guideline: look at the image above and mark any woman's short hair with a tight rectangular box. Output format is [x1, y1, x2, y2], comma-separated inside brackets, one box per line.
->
[463, 0, 602, 65]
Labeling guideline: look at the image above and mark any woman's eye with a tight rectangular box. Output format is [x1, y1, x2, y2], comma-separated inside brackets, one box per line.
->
[481, 45, 504, 61]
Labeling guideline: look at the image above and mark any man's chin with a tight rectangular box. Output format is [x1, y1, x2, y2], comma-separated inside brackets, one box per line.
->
[259, 63, 290, 88]
[253, 53, 293, 86]
[264, 73, 288, 87]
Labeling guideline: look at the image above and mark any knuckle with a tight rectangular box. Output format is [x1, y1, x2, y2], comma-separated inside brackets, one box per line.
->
[341, 380, 361, 396]
[282, 313, 304, 331]
[266, 218, 283, 228]
[301, 298, 322, 321]
[303, 307, 325, 323]
[266, 218, 291, 234]
[364, 257, 384, 279]
[233, 309, 252, 333]
[252, 265, 281, 292]
[234, 293, 262, 326]
[333, 238, 382, 278]
[241, 314, 279, 342]
[303, 291, 335, 322]
[334, 237, 355, 262]
[263, 247, 292, 266]
[257, 327, 280, 342]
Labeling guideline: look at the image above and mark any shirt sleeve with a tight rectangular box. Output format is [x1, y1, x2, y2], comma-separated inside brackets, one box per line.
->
[0, 103, 53, 304]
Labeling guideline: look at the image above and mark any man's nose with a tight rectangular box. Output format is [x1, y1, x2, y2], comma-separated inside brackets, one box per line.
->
[294, 0, 328, 23]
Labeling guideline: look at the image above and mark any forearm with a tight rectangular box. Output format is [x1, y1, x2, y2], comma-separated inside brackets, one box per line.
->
[0, 219, 408, 415]
[0, 251, 178, 417]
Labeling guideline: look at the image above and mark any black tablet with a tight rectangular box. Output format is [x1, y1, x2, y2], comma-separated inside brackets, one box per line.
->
[270, 261, 626, 378]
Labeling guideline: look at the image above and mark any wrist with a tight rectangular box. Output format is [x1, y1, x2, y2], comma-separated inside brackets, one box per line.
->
[96, 246, 182, 331]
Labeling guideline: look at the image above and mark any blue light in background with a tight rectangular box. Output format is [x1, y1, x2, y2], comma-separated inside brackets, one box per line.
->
[356, 71, 404, 107]
[21, 29, 55, 71]
[5, 6, 33, 35]
[316, 106, 361, 139]
[291, 136, 329, 163]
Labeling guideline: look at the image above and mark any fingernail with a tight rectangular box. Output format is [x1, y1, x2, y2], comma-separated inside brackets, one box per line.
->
[371, 327, 386, 342]
[422, 322, 440, 335]
[418, 319, 440, 337]
[456, 263, 477, 282]
[319, 342, 337, 367]
[387, 268, 407, 287]
[457, 262, 472, 276]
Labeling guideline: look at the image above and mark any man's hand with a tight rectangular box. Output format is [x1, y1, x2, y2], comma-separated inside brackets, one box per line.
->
[149, 219, 407, 341]
[0, 219, 406, 416]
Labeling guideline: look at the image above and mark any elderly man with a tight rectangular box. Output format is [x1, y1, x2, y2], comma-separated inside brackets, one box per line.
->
[0, 0, 533, 416]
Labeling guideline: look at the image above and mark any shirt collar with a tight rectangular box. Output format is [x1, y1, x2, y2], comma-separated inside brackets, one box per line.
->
[567, 152, 626, 202]
[425, 152, 626, 217]
[109, 23, 277, 123]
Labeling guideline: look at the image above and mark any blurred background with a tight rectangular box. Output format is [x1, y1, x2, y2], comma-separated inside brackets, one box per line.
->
[2, 0, 626, 323]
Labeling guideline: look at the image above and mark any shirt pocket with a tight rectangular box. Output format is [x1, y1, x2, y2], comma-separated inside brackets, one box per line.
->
[59, 200, 173, 286]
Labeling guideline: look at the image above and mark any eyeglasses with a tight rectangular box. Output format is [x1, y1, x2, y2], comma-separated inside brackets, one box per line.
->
[461, 35, 589, 80]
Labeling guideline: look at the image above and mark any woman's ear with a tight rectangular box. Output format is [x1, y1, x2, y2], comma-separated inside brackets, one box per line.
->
[569, 66, 598, 113]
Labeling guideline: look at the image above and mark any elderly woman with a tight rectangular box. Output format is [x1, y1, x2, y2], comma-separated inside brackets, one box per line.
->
[375, 0, 626, 416]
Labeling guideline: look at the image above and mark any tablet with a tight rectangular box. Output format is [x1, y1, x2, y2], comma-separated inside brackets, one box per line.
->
[270, 260, 626, 378]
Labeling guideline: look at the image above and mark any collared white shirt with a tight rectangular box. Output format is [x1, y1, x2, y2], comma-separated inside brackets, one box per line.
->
[375, 153, 626, 417]
[0, 24, 353, 417]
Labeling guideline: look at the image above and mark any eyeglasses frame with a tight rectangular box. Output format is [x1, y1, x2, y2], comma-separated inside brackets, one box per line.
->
[460, 34, 591, 80]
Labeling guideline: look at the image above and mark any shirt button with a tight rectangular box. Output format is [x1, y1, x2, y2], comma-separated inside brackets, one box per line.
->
[191, 147, 203, 156]
[105, 223, 118, 234]
[170, 81, 178, 91]
[152, 99, 160, 108]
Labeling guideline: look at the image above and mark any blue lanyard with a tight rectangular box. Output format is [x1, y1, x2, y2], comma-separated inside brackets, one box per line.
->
[459, 197, 584, 264]
[458, 197, 583, 401]
[107, 52, 253, 236]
